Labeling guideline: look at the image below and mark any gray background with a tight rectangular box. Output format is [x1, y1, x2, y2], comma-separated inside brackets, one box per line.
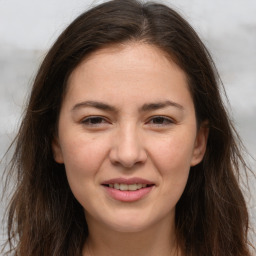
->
[1, 0, 255, 252]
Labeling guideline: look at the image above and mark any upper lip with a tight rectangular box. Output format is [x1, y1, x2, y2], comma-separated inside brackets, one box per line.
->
[101, 177, 155, 185]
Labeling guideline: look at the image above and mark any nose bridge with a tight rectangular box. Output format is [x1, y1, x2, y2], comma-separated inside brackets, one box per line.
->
[110, 122, 147, 168]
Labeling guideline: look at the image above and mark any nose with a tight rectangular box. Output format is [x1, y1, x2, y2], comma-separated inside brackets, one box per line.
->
[109, 125, 147, 168]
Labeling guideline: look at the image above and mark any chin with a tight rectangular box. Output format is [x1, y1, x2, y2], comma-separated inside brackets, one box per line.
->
[104, 212, 157, 233]
[110, 221, 151, 233]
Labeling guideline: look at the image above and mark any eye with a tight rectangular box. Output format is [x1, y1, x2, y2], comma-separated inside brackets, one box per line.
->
[81, 116, 110, 127]
[146, 116, 175, 127]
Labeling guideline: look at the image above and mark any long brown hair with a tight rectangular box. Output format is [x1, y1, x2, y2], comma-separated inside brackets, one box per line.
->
[2, 0, 254, 255]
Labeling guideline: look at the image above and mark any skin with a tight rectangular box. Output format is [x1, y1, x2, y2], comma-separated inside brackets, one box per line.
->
[52, 43, 208, 256]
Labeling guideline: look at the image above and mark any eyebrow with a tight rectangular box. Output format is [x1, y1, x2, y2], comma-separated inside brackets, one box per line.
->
[139, 100, 184, 112]
[72, 100, 117, 112]
[71, 100, 184, 112]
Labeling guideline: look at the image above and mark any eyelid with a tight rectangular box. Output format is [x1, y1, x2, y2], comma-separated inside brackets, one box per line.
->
[80, 115, 176, 128]
[81, 115, 111, 126]
[145, 115, 176, 126]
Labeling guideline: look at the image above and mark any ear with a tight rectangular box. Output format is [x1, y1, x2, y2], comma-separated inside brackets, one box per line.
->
[190, 121, 209, 166]
[52, 136, 64, 164]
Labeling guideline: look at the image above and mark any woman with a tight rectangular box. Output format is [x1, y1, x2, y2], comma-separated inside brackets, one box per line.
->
[2, 0, 254, 255]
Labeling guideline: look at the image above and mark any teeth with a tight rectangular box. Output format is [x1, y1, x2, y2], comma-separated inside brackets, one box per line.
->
[128, 184, 137, 191]
[137, 184, 142, 189]
[114, 183, 120, 189]
[109, 183, 150, 191]
[119, 184, 128, 191]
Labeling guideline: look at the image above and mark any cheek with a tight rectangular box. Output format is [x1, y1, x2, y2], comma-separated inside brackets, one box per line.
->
[149, 132, 195, 186]
[59, 135, 109, 191]
[153, 133, 194, 165]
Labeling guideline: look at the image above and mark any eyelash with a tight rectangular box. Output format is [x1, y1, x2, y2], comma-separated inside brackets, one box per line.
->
[81, 116, 110, 126]
[81, 115, 175, 128]
[146, 116, 175, 126]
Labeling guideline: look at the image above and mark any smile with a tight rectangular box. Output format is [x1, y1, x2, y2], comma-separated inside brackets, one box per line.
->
[104, 183, 152, 191]
[102, 178, 155, 202]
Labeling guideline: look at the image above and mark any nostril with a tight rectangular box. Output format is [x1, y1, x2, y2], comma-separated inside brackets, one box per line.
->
[108, 134, 147, 168]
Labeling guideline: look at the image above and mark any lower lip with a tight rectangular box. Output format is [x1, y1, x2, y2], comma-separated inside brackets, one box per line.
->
[103, 186, 154, 202]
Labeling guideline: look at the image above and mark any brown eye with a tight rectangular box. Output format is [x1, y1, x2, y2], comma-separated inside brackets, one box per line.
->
[147, 116, 174, 126]
[81, 116, 109, 126]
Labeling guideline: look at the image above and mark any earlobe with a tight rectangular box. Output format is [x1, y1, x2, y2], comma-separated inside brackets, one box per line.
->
[52, 136, 64, 164]
[190, 121, 209, 166]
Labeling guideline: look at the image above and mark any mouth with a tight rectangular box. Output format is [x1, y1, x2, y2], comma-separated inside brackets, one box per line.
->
[101, 178, 155, 202]
[102, 183, 154, 191]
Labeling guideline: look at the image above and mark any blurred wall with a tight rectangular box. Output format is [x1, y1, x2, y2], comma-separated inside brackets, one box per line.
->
[1, 0, 255, 250]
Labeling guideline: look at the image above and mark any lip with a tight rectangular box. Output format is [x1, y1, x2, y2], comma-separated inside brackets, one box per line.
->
[101, 177, 155, 202]
[102, 177, 154, 185]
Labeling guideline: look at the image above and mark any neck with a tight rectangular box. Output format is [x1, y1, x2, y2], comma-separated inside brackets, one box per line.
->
[83, 213, 182, 256]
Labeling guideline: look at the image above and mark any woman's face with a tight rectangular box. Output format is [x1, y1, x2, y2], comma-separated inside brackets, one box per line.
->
[52, 43, 208, 233]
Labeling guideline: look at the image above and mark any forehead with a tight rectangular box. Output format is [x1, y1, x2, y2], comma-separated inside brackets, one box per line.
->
[68, 42, 187, 84]
[64, 43, 192, 109]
